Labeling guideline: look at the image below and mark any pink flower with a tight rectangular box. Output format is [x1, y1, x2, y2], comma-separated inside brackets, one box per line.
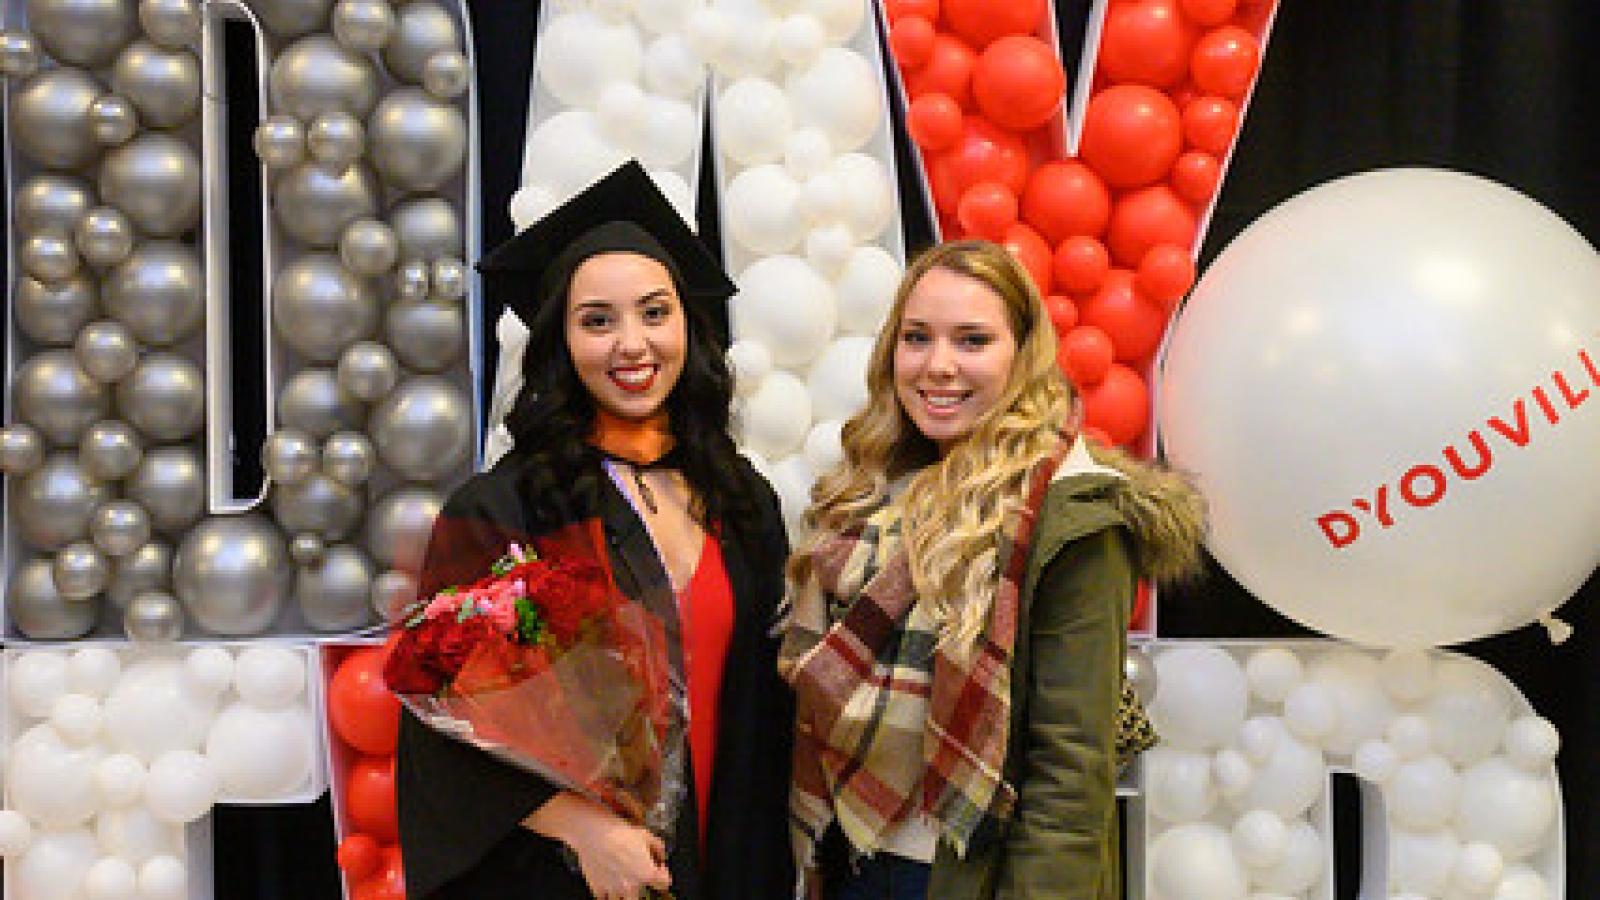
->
[423, 591, 463, 620]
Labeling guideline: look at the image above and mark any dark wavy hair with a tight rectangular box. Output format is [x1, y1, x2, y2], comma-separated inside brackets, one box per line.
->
[502, 258, 762, 535]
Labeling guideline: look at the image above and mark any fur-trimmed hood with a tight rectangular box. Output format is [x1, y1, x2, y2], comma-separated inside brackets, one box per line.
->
[1051, 439, 1208, 584]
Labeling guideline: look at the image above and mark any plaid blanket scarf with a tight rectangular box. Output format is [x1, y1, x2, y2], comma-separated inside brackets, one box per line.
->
[779, 438, 1070, 886]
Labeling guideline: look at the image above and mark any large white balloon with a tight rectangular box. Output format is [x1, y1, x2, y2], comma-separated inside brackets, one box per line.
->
[1148, 645, 1249, 751]
[1160, 169, 1600, 647]
[730, 255, 837, 366]
[724, 164, 805, 255]
[8, 723, 103, 827]
[103, 657, 217, 763]
[535, 11, 642, 110]
[785, 48, 882, 154]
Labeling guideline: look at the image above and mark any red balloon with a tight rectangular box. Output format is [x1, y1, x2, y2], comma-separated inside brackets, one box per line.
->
[884, 0, 940, 24]
[1135, 243, 1196, 309]
[337, 833, 382, 879]
[904, 34, 976, 109]
[1077, 269, 1167, 361]
[1052, 235, 1111, 295]
[1190, 26, 1260, 99]
[1080, 363, 1149, 446]
[345, 756, 399, 844]
[1020, 161, 1110, 245]
[1170, 150, 1222, 203]
[329, 647, 401, 756]
[890, 16, 937, 69]
[943, 0, 1047, 48]
[1106, 185, 1197, 267]
[1001, 222, 1053, 296]
[1059, 325, 1116, 386]
[1044, 294, 1079, 332]
[927, 117, 1031, 215]
[1078, 84, 1182, 189]
[907, 91, 964, 150]
[972, 36, 1066, 131]
[1098, 0, 1198, 89]
[352, 846, 406, 900]
[1180, 0, 1238, 27]
[956, 181, 1019, 240]
[1182, 95, 1239, 155]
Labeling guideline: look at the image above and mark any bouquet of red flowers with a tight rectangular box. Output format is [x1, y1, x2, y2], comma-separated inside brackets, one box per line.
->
[384, 530, 686, 845]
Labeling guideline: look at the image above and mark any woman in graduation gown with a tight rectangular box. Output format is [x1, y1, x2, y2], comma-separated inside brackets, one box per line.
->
[396, 161, 795, 900]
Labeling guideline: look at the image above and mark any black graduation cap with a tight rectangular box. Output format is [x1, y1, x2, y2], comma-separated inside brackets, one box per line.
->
[476, 160, 736, 325]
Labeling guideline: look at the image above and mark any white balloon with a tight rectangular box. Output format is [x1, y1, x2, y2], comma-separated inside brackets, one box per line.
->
[205, 702, 314, 798]
[233, 646, 307, 708]
[1237, 716, 1280, 765]
[1229, 722, 1324, 820]
[1243, 647, 1303, 703]
[716, 77, 792, 166]
[1387, 714, 1434, 761]
[730, 255, 837, 366]
[1388, 754, 1460, 831]
[143, 749, 219, 824]
[15, 827, 97, 900]
[509, 183, 559, 230]
[831, 152, 896, 243]
[684, 7, 730, 63]
[740, 370, 811, 459]
[1230, 810, 1288, 869]
[1281, 683, 1338, 746]
[96, 804, 179, 860]
[725, 164, 805, 255]
[647, 168, 696, 226]
[182, 646, 234, 698]
[635, 97, 698, 170]
[595, 81, 648, 147]
[1452, 841, 1507, 895]
[521, 111, 629, 199]
[642, 33, 706, 99]
[51, 692, 104, 744]
[84, 856, 139, 900]
[1304, 652, 1394, 757]
[707, 0, 776, 78]
[785, 48, 882, 154]
[9, 723, 103, 827]
[104, 658, 216, 762]
[68, 647, 123, 698]
[1145, 747, 1216, 823]
[1389, 828, 1461, 896]
[1148, 646, 1249, 751]
[834, 245, 901, 335]
[1160, 169, 1600, 648]
[535, 12, 642, 110]
[633, 0, 698, 34]
[799, 172, 844, 224]
[807, 336, 873, 422]
[139, 854, 187, 900]
[773, 13, 824, 67]
[1495, 865, 1552, 900]
[1251, 819, 1326, 894]
[783, 126, 833, 180]
[11, 649, 70, 719]
[1149, 822, 1249, 900]
[1502, 716, 1560, 771]
[1455, 757, 1557, 860]
[802, 421, 845, 473]
[0, 809, 34, 856]
[1424, 659, 1512, 766]
[727, 340, 773, 397]
[1212, 748, 1253, 799]
[810, 0, 865, 42]
[1380, 648, 1436, 702]
[1351, 739, 1399, 784]
[95, 753, 149, 808]
[805, 224, 856, 274]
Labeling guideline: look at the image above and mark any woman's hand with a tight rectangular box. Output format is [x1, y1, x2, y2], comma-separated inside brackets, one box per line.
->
[523, 792, 672, 899]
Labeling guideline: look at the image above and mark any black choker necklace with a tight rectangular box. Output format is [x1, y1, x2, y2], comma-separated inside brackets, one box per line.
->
[596, 447, 678, 515]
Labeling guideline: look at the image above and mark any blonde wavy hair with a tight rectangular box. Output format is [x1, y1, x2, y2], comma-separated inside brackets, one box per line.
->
[788, 240, 1076, 652]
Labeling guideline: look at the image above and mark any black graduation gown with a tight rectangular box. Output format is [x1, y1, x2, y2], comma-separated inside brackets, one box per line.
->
[396, 449, 796, 899]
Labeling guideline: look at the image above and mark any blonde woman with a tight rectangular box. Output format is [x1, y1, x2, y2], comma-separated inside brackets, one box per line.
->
[779, 240, 1205, 900]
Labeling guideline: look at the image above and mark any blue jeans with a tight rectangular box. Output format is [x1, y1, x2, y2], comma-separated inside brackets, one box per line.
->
[832, 853, 931, 900]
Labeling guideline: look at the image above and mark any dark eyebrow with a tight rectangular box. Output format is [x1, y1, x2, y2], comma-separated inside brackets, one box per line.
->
[572, 287, 674, 311]
[900, 318, 999, 331]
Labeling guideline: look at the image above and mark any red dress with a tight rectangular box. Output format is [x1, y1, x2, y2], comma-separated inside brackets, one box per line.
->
[678, 535, 734, 852]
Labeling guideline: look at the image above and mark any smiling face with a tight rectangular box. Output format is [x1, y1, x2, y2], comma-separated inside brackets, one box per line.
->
[565, 251, 687, 421]
[892, 266, 1019, 454]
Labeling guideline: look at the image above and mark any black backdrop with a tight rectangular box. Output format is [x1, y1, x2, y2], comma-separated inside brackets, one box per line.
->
[2, 0, 1595, 896]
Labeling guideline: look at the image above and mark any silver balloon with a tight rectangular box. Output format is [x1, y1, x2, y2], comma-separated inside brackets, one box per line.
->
[116, 351, 205, 442]
[368, 87, 467, 192]
[431, 257, 467, 301]
[321, 431, 375, 485]
[13, 349, 110, 446]
[53, 541, 111, 598]
[139, 0, 202, 48]
[369, 569, 417, 622]
[13, 453, 113, 551]
[268, 34, 379, 120]
[254, 115, 306, 169]
[306, 111, 364, 171]
[277, 367, 365, 438]
[125, 590, 184, 641]
[76, 319, 140, 383]
[125, 444, 204, 534]
[11, 66, 104, 169]
[369, 376, 472, 481]
[364, 485, 442, 572]
[335, 341, 399, 402]
[395, 259, 430, 303]
[14, 173, 94, 234]
[263, 429, 319, 485]
[382, 2, 460, 84]
[251, 0, 332, 39]
[15, 275, 99, 346]
[331, 0, 396, 52]
[273, 161, 380, 248]
[92, 499, 154, 557]
[1125, 646, 1159, 705]
[20, 230, 81, 283]
[9, 558, 97, 640]
[99, 133, 202, 237]
[174, 514, 292, 635]
[0, 29, 41, 78]
[108, 540, 173, 609]
[80, 419, 144, 480]
[104, 240, 204, 346]
[290, 532, 325, 564]
[111, 39, 200, 129]
[385, 300, 464, 373]
[1, 424, 48, 476]
[339, 218, 398, 277]
[390, 196, 462, 260]
[75, 206, 136, 268]
[421, 49, 469, 99]
[271, 472, 362, 541]
[296, 544, 375, 631]
[273, 253, 378, 361]
[26, 0, 138, 67]
[89, 94, 139, 145]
